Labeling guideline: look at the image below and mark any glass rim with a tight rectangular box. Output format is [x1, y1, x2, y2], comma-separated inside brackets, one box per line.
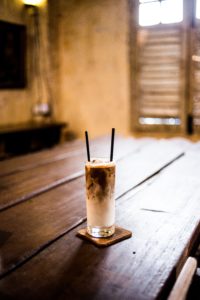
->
[85, 157, 116, 165]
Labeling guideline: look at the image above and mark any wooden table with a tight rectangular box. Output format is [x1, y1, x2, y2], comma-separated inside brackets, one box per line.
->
[0, 135, 199, 300]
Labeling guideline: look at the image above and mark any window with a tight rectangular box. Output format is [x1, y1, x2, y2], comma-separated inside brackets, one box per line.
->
[196, 0, 200, 19]
[131, 0, 200, 134]
[139, 0, 183, 26]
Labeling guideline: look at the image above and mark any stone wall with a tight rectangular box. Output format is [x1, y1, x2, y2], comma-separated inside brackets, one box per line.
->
[0, 0, 49, 126]
[0, 0, 31, 125]
[0, 0, 131, 138]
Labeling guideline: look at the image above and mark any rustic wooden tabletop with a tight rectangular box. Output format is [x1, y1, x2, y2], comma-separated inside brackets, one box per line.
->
[0, 135, 199, 300]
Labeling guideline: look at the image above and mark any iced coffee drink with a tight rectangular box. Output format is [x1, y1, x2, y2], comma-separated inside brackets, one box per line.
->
[85, 158, 116, 238]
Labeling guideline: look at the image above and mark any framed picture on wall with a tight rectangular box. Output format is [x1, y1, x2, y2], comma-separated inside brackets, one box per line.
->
[0, 20, 26, 89]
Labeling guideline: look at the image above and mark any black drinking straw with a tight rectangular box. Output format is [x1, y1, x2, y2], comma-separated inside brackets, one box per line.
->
[85, 131, 90, 162]
[110, 128, 115, 161]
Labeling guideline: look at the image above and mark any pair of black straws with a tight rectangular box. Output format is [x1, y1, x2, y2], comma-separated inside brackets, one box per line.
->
[85, 128, 115, 162]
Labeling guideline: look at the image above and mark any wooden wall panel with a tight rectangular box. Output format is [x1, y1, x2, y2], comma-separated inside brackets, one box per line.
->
[192, 21, 200, 128]
[136, 26, 185, 126]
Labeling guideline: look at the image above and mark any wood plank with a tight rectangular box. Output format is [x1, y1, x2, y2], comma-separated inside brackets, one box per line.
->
[141, 53, 181, 61]
[139, 100, 180, 107]
[139, 79, 180, 86]
[140, 90, 181, 96]
[139, 95, 180, 103]
[139, 84, 181, 93]
[141, 64, 180, 71]
[140, 73, 181, 80]
[141, 44, 181, 51]
[144, 39, 180, 46]
[140, 57, 181, 65]
[142, 29, 180, 38]
[138, 151, 200, 215]
[138, 29, 180, 40]
[0, 140, 184, 278]
[0, 138, 83, 177]
[140, 50, 181, 59]
[0, 195, 198, 300]
[140, 101, 179, 109]
[114, 140, 184, 198]
[0, 136, 151, 212]
[140, 107, 180, 117]
[0, 135, 126, 177]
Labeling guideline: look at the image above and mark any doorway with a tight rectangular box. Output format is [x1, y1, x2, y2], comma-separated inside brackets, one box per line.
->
[130, 0, 200, 134]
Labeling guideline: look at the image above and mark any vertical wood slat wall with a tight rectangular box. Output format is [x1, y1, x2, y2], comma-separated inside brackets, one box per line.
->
[133, 23, 186, 132]
[130, 0, 200, 134]
[192, 19, 200, 131]
[139, 26, 185, 115]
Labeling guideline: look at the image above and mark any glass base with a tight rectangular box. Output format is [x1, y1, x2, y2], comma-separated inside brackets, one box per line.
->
[87, 225, 115, 238]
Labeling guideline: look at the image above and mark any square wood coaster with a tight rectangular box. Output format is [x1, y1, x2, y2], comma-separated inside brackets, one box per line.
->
[77, 226, 132, 247]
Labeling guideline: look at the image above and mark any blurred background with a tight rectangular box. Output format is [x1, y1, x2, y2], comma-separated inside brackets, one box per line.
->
[0, 0, 200, 158]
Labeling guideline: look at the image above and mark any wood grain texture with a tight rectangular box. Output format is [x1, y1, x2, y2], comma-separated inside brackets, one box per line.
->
[115, 140, 184, 199]
[0, 202, 198, 300]
[0, 136, 152, 211]
[138, 151, 200, 215]
[0, 140, 183, 277]
[191, 25, 200, 131]
[134, 22, 186, 131]
[0, 138, 83, 177]
[0, 135, 132, 177]
[0, 138, 199, 300]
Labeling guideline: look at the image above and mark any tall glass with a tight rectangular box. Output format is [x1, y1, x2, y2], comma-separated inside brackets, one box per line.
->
[85, 158, 116, 238]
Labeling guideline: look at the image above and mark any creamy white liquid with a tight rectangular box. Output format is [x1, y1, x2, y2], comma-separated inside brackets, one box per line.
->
[85, 158, 115, 228]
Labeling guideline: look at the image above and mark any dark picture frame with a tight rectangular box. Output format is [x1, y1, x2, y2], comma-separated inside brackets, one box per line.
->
[0, 20, 26, 89]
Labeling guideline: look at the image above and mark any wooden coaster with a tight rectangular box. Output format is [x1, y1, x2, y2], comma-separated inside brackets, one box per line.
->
[77, 226, 132, 247]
